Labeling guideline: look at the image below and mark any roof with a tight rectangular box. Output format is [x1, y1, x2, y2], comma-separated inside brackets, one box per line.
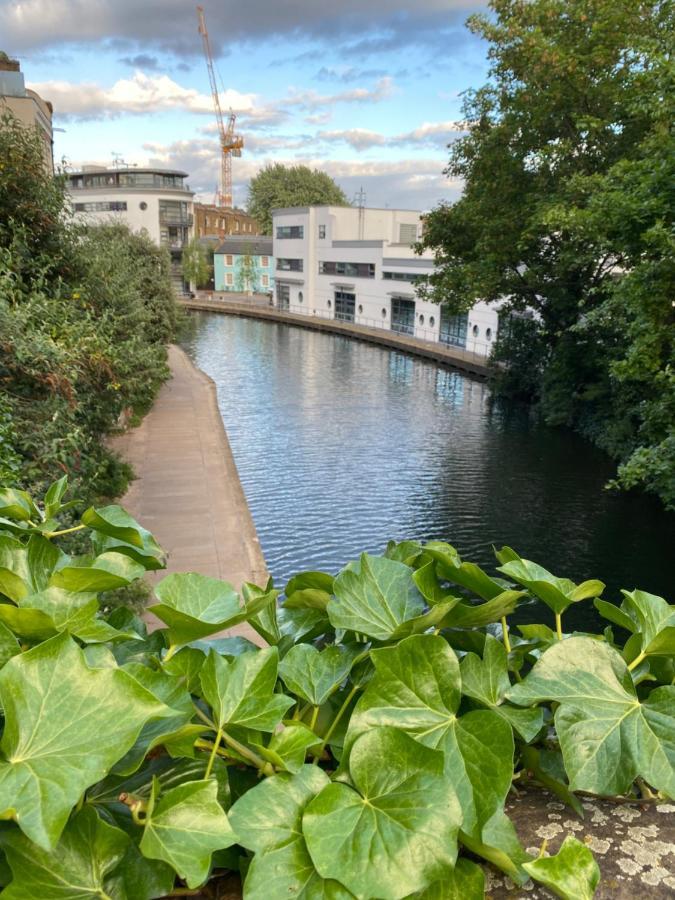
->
[68, 167, 189, 178]
[214, 236, 273, 256]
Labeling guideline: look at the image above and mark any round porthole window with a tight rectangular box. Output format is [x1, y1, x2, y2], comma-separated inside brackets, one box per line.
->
[472, 324, 479, 337]
[486, 327, 492, 340]
[382, 308, 387, 318]
[419, 314, 425, 326]
[298, 292, 303, 303]
[327, 300, 332, 309]
[429, 316, 435, 327]
[139, 201, 148, 210]
[358, 304, 363, 314]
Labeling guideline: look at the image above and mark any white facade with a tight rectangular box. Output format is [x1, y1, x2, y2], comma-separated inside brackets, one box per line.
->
[66, 167, 194, 291]
[271, 206, 498, 356]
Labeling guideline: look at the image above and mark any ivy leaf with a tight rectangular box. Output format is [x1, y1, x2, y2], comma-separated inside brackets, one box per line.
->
[279, 644, 362, 705]
[284, 572, 334, 613]
[460, 635, 544, 741]
[26, 534, 65, 591]
[199, 647, 293, 732]
[113, 663, 194, 774]
[304, 727, 461, 900]
[423, 542, 507, 600]
[621, 589, 675, 659]
[150, 573, 256, 646]
[0, 488, 39, 522]
[506, 636, 675, 796]
[406, 858, 485, 899]
[0, 632, 172, 849]
[82, 505, 149, 549]
[43, 475, 69, 520]
[140, 777, 236, 889]
[0, 621, 20, 668]
[496, 551, 604, 615]
[0, 805, 129, 899]
[50, 551, 146, 593]
[523, 835, 600, 900]
[0, 536, 29, 602]
[329, 553, 425, 640]
[441, 591, 525, 628]
[230, 766, 352, 899]
[242, 581, 282, 645]
[253, 722, 321, 774]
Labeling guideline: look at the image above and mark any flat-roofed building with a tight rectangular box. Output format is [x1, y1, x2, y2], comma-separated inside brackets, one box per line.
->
[271, 206, 498, 355]
[65, 166, 194, 293]
[194, 203, 261, 240]
[0, 53, 53, 173]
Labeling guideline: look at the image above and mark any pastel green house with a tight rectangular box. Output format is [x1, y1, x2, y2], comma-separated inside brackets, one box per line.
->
[213, 235, 274, 293]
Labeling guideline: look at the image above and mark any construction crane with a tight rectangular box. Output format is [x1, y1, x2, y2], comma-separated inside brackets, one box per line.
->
[197, 5, 243, 208]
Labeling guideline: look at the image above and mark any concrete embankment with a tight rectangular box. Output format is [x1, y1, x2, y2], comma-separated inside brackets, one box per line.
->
[180, 296, 492, 379]
[110, 344, 267, 645]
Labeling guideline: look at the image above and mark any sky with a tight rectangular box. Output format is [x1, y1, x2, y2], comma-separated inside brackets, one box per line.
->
[1, 0, 491, 210]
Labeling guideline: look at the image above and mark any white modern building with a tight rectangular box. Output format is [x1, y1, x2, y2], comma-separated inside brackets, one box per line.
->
[65, 166, 194, 292]
[271, 206, 498, 356]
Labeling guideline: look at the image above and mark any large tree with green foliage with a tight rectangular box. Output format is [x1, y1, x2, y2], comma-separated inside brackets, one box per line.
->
[420, 0, 674, 508]
[247, 164, 349, 234]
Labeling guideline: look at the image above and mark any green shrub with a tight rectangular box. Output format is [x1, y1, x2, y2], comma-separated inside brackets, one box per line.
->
[0, 478, 671, 898]
[0, 111, 179, 509]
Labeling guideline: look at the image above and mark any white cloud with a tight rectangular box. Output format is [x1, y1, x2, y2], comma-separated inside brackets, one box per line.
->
[316, 121, 465, 151]
[28, 71, 255, 120]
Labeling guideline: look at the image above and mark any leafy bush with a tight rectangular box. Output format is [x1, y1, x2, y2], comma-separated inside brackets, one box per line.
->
[0, 112, 180, 506]
[0, 479, 672, 899]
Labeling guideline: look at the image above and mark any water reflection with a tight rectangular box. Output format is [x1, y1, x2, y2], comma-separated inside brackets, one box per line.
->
[182, 312, 674, 630]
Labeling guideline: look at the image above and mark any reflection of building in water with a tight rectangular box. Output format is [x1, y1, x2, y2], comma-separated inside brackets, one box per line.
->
[389, 353, 414, 386]
[435, 369, 465, 408]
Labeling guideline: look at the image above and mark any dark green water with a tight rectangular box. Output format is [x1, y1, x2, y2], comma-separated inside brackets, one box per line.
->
[182, 312, 674, 631]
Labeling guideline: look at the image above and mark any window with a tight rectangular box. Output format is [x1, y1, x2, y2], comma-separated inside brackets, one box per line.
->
[399, 223, 418, 244]
[158, 200, 188, 225]
[276, 225, 304, 239]
[226, 255, 233, 266]
[382, 271, 419, 283]
[439, 310, 468, 347]
[334, 290, 356, 322]
[298, 291, 304, 303]
[419, 314, 425, 326]
[391, 297, 416, 335]
[73, 201, 127, 212]
[261, 256, 269, 267]
[262, 274, 269, 287]
[430, 316, 435, 328]
[234, 221, 240, 231]
[318, 225, 326, 239]
[358, 304, 363, 314]
[486, 327, 493, 340]
[319, 261, 375, 278]
[139, 201, 148, 210]
[277, 258, 303, 272]
[226, 273, 233, 285]
[472, 325, 479, 337]
[276, 283, 290, 310]
[382, 308, 387, 318]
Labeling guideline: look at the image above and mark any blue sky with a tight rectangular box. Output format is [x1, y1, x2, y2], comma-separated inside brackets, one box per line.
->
[1, 1, 491, 209]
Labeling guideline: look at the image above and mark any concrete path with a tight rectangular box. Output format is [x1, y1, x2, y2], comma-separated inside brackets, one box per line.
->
[110, 345, 268, 644]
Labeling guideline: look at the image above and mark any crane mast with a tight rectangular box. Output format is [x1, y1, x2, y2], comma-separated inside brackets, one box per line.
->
[197, 5, 243, 208]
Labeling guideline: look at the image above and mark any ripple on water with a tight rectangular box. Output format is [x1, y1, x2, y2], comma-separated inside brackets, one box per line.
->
[182, 313, 675, 630]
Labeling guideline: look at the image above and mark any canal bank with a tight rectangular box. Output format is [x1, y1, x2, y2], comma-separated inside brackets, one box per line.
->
[109, 344, 267, 644]
[180, 295, 492, 378]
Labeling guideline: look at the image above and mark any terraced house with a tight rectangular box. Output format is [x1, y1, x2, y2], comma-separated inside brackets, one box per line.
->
[213, 235, 274, 294]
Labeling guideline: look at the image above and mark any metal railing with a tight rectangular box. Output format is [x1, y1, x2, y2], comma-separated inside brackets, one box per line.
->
[188, 293, 494, 362]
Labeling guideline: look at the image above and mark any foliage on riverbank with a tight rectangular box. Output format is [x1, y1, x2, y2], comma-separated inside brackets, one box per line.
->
[0, 112, 180, 508]
[419, 0, 675, 510]
[0, 479, 672, 899]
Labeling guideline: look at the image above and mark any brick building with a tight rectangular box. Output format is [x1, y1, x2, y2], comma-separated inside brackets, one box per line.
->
[193, 203, 261, 239]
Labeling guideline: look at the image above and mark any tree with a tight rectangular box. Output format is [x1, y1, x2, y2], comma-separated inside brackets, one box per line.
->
[419, 0, 674, 507]
[247, 164, 349, 234]
[181, 238, 213, 289]
[234, 243, 259, 294]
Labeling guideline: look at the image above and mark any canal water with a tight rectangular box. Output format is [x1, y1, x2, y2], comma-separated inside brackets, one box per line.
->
[182, 312, 674, 630]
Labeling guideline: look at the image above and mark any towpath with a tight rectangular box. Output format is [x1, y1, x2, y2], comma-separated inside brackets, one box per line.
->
[110, 344, 267, 644]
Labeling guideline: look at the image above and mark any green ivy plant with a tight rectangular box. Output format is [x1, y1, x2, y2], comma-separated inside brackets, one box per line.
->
[0, 479, 672, 899]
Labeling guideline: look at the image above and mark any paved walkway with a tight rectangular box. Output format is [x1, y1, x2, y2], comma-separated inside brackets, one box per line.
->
[110, 345, 268, 644]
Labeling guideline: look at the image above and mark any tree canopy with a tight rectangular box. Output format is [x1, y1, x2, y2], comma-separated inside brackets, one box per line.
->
[247, 164, 350, 234]
[420, 0, 674, 509]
